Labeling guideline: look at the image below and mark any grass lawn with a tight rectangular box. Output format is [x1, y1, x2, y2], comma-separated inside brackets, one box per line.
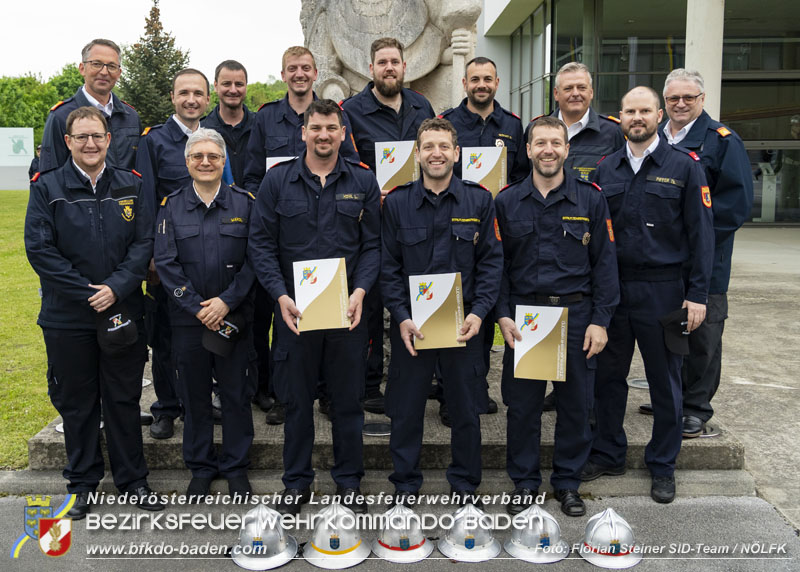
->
[0, 190, 56, 469]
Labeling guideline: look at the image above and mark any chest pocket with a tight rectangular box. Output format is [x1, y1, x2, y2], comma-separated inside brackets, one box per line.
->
[558, 221, 590, 268]
[397, 227, 429, 273]
[452, 223, 479, 269]
[275, 198, 310, 246]
[266, 136, 289, 151]
[502, 220, 535, 239]
[601, 183, 626, 221]
[174, 224, 200, 262]
[644, 182, 682, 224]
[335, 199, 364, 245]
[219, 222, 248, 264]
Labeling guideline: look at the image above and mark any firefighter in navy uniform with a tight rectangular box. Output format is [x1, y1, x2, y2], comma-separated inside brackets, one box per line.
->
[440, 57, 528, 182]
[25, 106, 164, 519]
[637, 69, 754, 438]
[341, 37, 436, 415]
[136, 68, 211, 439]
[154, 128, 256, 500]
[39, 39, 141, 173]
[381, 118, 502, 504]
[584, 87, 714, 504]
[495, 116, 619, 517]
[243, 47, 358, 193]
[248, 99, 381, 516]
[525, 62, 625, 184]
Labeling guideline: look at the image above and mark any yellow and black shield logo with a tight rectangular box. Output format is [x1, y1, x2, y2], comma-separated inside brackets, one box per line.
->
[122, 205, 134, 221]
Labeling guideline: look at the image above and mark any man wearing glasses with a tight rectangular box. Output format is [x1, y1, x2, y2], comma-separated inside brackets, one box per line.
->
[39, 39, 141, 173]
[25, 106, 163, 519]
[637, 69, 753, 439]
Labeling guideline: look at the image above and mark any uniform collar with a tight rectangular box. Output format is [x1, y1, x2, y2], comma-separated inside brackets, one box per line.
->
[75, 87, 129, 117]
[81, 86, 113, 116]
[456, 98, 503, 127]
[619, 135, 668, 168]
[667, 109, 711, 148]
[413, 176, 460, 208]
[290, 151, 344, 186]
[207, 104, 253, 130]
[518, 172, 575, 204]
[279, 93, 317, 121]
[185, 182, 228, 210]
[171, 115, 196, 138]
[361, 82, 418, 115]
[62, 159, 106, 191]
[553, 107, 599, 135]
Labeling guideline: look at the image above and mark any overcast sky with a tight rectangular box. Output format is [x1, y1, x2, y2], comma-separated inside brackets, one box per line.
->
[3, 0, 304, 82]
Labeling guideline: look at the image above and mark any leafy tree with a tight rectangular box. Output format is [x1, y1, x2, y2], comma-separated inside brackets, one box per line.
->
[48, 64, 84, 101]
[117, 0, 189, 127]
[0, 75, 58, 144]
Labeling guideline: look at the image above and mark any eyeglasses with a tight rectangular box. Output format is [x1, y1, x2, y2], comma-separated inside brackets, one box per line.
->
[83, 60, 121, 73]
[68, 132, 107, 144]
[188, 153, 223, 164]
[664, 93, 703, 104]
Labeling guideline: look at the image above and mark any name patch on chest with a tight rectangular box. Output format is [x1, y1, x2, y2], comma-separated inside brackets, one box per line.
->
[335, 193, 365, 201]
[222, 217, 247, 224]
[451, 217, 480, 224]
[562, 216, 590, 223]
[646, 175, 685, 187]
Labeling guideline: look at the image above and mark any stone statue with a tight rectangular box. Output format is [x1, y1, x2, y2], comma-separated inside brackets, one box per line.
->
[301, 0, 482, 112]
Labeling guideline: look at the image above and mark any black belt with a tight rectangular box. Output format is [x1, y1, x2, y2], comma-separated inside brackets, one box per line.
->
[530, 293, 584, 306]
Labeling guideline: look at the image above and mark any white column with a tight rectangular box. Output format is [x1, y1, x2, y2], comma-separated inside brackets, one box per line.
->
[685, 0, 725, 120]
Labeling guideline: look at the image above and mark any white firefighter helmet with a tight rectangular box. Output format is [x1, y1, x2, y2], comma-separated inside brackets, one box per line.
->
[578, 508, 643, 569]
[371, 503, 434, 563]
[437, 503, 501, 562]
[231, 504, 297, 570]
[504, 504, 570, 563]
[303, 502, 371, 569]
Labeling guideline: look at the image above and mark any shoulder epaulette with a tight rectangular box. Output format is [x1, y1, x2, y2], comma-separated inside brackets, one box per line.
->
[591, 182, 602, 192]
[602, 114, 621, 124]
[268, 157, 295, 169]
[387, 181, 413, 195]
[30, 172, 41, 183]
[688, 151, 700, 161]
[497, 183, 513, 194]
[50, 100, 65, 112]
[336, 101, 345, 110]
[141, 127, 151, 136]
[716, 126, 731, 137]
[358, 162, 370, 170]
[507, 109, 521, 120]
[121, 100, 136, 110]
[258, 98, 281, 112]
[527, 114, 546, 124]
[463, 179, 492, 193]
[131, 169, 142, 178]
[229, 184, 256, 200]
[438, 108, 454, 118]
[160, 197, 168, 207]
[596, 155, 607, 165]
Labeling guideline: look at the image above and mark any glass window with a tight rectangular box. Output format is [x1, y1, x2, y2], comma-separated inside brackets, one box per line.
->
[747, 146, 800, 222]
[522, 18, 533, 85]
[511, 28, 520, 88]
[721, 80, 800, 140]
[723, 0, 800, 71]
[554, 0, 584, 69]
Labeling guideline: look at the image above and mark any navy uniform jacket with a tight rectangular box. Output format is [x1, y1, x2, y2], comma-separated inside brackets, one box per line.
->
[29, 156, 40, 180]
[525, 108, 625, 182]
[440, 98, 529, 182]
[661, 111, 754, 294]
[135, 118, 192, 220]
[248, 154, 381, 302]
[341, 83, 435, 172]
[39, 88, 142, 173]
[154, 183, 256, 327]
[494, 173, 619, 327]
[242, 95, 359, 192]
[595, 137, 714, 304]
[200, 104, 256, 187]
[381, 177, 503, 324]
[24, 162, 152, 329]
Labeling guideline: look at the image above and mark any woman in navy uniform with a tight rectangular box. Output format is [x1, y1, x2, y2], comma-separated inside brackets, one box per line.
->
[154, 128, 257, 500]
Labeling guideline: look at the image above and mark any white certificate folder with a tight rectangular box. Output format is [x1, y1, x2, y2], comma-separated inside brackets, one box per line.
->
[513, 305, 568, 381]
[293, 257, 350, 332]
[409, 272, 465, 350]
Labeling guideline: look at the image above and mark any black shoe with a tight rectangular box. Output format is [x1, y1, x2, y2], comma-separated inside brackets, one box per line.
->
[318, 397, 331, 420]
[542, 391, 556, 412]
[639, 403, 654, 415]
[67, 491, 92, 520]
[253, 392, 275, 412]
[451, 488, 483, 508]
[506, 487, 536, 515]
[363, 390, 385, 414]
[391, 490, 418, 508]
[140, 411, 154, 425]
[580, 460, 626, 482]
[336, 485, 367, 514]
[276, 487, 312, 516]
[131, 485, 165, 511]
[485, 397, 498, 414]
[228, 476, 252, 501]
[266, 402, 286, 425]
[149, 415, 174, 439]
[439, 402, 452, 428]
[651, 475, 676, 503]
[554, 489, 585, 517]
[212, 406, 223, 425]
[186, 477, 214, 502]
[682, 415, 704, 438]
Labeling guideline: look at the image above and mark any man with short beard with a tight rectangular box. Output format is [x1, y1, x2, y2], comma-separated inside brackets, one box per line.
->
[342, 37, 435, 415]
[440, 56, 528, 182]
[584, 87, 714, 504]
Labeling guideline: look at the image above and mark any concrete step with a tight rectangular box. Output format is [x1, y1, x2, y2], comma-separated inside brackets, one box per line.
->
[0, 468, 756, 499]
[27, 376, 744, 472]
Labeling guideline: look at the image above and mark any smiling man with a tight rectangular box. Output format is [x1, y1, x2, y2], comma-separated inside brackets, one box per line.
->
[381, 117, 502, 507]
[585, 87, 714, 504]
[494, 116, 618, 517]
[39, 39, 141, 173]
[248, 99, 381, 516]
[136, 68, 211, 441]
